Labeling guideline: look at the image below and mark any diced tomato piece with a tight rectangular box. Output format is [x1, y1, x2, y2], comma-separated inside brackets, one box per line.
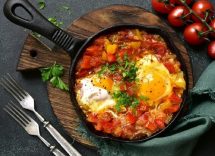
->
[164, 105, 180, 113]
[80, 56, 91, 69]
[169, 93, 182, 104]
[85, 45, 102, 56]
[136, 104, 149, 117]
[95, 122, 103, 131]
[87, 113, 98, 123]
[76, 69, 89, 78]
[120, 83, 126, 91]
[102, 121, 114, 134]
[123, 125, 135, 137]
[113, 127, 122, 137]
[118, 50, 127, 59]
[126, 87, 134, 96]
[156, 112, 167, 121]
[113, 73, 123, 81]
[138, 102, 149, 112]
[107, 54, 116, 63]
[98, 112, 112, 122]
[155, 119, 165, 129]
[90, 56, 102, 67]
[125, 81, 134, 88]
[152, 43, 166, 56]
[126, 112, 137, 124]
[145, 121, 158, 132]
[95, 38, 105, 44]
[136, 112, 149, 126]
[112, 119, 121, 127]
[164, 62, 176, 73]
[126, 48, 133, 56]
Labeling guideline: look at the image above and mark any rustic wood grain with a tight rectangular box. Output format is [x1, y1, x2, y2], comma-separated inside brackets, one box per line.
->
[17, 5, 193, 147]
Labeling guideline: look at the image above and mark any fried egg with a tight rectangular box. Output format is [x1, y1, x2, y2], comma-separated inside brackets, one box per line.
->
[76, 75, 116, 113]
[136, 54, 172, 102]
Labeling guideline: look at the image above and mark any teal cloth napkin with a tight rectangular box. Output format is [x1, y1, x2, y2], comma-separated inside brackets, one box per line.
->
[78, 61, 215, 156]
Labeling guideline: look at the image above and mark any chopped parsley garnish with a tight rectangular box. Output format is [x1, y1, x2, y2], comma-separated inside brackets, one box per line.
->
[118, 55, 138, 81]
[40, 63, 69, 91]
[37, 0, 46, 10]
[98, 56, 138, 82]
[113, 91, 147, 112]
[48, 17, 63, 28]
[113, 91, 133, 111]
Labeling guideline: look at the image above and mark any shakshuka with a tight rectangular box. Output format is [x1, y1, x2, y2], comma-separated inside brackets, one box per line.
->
[75, 29, 186, 140]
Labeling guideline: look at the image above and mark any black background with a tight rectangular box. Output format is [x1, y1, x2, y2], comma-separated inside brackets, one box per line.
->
[0, 0, 215, 155]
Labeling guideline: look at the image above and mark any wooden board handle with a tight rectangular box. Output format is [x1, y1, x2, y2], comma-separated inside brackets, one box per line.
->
[17, 35, 71, 71]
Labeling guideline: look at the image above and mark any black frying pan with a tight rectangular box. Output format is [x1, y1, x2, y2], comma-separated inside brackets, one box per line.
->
[4, 0, 189, 142]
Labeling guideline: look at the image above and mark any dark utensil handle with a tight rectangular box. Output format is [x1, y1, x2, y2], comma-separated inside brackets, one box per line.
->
[4, 0, 78, 54]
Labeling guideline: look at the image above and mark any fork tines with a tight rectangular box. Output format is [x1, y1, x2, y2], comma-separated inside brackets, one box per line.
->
[0, 74, 27, 101]
[3, 101, 31, 128]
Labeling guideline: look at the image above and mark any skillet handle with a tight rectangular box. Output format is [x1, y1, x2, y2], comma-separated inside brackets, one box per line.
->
[3, 0, 78, 54]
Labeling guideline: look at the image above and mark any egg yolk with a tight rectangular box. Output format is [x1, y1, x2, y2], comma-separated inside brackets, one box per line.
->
[138, 69, 170, 101]
[92, 76, 113, 92]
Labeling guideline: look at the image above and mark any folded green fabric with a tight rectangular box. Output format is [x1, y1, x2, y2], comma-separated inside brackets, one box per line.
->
[78, 61, 215, 156]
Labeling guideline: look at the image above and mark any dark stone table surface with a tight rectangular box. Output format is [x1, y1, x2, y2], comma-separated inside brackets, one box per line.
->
[0, 0, 215, 155]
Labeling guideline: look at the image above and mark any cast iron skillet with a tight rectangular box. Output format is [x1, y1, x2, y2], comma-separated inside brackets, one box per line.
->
[4, 0, 189, 142]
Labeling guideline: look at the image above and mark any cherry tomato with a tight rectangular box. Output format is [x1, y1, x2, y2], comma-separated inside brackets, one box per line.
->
[192, 0, 214, 22]
[208, 41, 215, 59]
[151, 0, 174, 14]
[183, 23, 207, 45]
[168, 6, 190, 27]
[210, 19, 215, 38]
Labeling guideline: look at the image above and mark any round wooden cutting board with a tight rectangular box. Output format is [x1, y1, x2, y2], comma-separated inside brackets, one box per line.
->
[17, 5, 193, 147]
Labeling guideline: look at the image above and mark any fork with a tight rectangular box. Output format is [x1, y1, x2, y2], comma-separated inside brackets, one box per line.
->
[4, 101, 65, 156]
[0, 74, 81, 156]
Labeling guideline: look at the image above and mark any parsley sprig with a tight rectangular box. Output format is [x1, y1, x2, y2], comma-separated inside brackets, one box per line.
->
[48, 17, 63, 28]
[40, 63, 69, 91]
[37, 0, 46, 10]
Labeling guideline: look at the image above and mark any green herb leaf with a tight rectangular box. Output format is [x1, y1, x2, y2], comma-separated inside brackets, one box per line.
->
[113, 91, 133, 111]
[51, 64, 64, 77]
[40, 63, 69, 91]
[38, 0, 46, 10]
[98, 64, 108, 77]
[139, 95, 150, 101]
[48, 17, 63, 28]
[131, 98, 140, 109]
[57, 77, 69, 91]
[62, 5, 70, 10]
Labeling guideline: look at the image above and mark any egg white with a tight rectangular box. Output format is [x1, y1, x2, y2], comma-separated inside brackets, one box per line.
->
[76, 78, 116, 113]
